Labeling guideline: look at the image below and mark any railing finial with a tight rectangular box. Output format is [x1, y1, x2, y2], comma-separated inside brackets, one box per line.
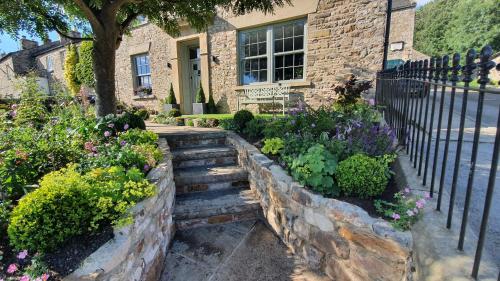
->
[429, 57, 436, 81]
[477, 45, 496, 87]
[434, 56, 442, 82]
[423, 59, 429, 80]
[462, 49, 477, 84]
[450, 53, 461, 83]
[441, 55, 450, 83]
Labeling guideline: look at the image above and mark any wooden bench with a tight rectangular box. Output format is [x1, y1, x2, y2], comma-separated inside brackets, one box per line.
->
[236, 84, 291, 115]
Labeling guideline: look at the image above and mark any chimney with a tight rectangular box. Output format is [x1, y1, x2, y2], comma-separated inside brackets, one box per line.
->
[19, 36, 38, 50]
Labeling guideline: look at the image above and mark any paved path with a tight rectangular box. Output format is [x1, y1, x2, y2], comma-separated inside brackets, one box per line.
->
[161, 221, 329, 281]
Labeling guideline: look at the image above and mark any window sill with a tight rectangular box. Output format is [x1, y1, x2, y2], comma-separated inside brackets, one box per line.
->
[233, 80, 312, 91]
[132, 95, 156, 101]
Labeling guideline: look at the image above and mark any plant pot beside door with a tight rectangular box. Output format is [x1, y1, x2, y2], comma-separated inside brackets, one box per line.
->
[192, 83, 206, 115]
[163, 83, 180, 113]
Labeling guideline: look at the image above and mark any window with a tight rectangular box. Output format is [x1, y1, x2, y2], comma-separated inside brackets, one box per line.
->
[46, 56, 54, 72]
[59, 51, 66, 70]
[132, 54, 151, 88]
[239, 19, 306, 85]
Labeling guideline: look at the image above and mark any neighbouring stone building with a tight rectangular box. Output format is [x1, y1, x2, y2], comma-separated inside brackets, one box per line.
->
[0, 0, 421, 113]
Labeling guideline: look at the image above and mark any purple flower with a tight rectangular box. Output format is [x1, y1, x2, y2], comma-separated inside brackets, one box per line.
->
[20, 276, 30, 281]
[107, 123, 115, 128]
[143, 164, 150, 172]
[404, 187, 411, 194]
[368, 98, 375, 106]
[120, 140, 127, 146]
[416, 199, 426, 209]
[104, 131, 111, 137]
[17, 250, 28, 260]
[391, 213, 401, 220]
[9, 110, 17, 118]
[123, 124, 130, 130]
[424, 192, 431, 199]
[11, 104, 18, 110]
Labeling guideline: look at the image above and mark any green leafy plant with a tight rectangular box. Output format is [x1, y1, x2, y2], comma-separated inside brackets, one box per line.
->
[64, 44, 81, 96]
[75, 41, 95, 88]
[243, 118, 266, 139]
[207, 91, 217, 114]
[233, 109, 254, 132]
[135, 108, 150, 120]
[186, 119, 194, 126]
[375, 188, 429, 230]
[118, 128, 158, 145]
[218, 119, 238, 131]
[290, 144, 339, 197]
[261, 138, 284, 155]
[167, 108, 181, 117]
[333, 75, 372, 109]
[335, 154, 390, 198]
[14, 76, 48, 128]
[195, 82, 206, 103]
[165, 83, 177, 104]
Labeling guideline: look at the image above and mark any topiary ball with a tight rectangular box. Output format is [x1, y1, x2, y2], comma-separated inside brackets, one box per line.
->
[167, 108, 181, 117]
[233, 110, 254, 132]
[335, 153, 389, 198]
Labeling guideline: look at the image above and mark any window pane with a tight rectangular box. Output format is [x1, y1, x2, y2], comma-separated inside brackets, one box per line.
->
[250, 44, 258, 56]
[242, 33, 249, 45]
[275, 55, 283, 68]
[275, 69, 283, 81]
[251, 59, 259, 70]
[294, 53, 304, 66]
[259, 58, 267, 70]
[284, 67, 293, 80]
[250, 32, 257, 44]
[284, 54, 294, 67]
[259, 70, 267, 82]
[252, 71, 259, 82]
[294, 36, 304, 50]
[244, 60, 251, 71]
[274, 39, 283, 53]
[243, 72, 252, 84]
[258, 42, 266, 55]
[274, 26, 283, 39]
[284, 25, 293, 38]
[294, 67, 303, 79]
[284, 38, 293, 52]
[244, 45, 250, 57]
[257, 30, 266, 43]
[294, 22, 304, 36]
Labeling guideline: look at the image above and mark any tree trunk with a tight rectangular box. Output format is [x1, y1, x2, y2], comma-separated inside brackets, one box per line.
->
[92, 32, 118, 117]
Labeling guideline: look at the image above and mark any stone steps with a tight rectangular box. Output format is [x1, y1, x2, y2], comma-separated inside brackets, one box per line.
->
[174, 189, 261, 230]
[172, 146, 237, 169]
[162, 129, 261, 230]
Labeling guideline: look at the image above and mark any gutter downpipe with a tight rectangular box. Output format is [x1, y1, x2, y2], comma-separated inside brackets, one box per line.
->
[382, 0, 393, 70]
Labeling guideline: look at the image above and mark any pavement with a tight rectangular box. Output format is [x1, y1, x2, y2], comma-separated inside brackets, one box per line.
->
[160, 220, 329, 281]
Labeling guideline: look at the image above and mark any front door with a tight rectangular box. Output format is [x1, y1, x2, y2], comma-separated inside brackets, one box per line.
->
[189, 59, 201, 105]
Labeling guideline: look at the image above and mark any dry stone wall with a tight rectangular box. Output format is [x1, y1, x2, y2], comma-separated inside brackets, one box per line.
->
[226, 132, 413, 281]
[64, 138, 175, 281]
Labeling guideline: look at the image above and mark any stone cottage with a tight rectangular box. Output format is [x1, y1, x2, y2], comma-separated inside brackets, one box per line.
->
[0, 0, 420, 114]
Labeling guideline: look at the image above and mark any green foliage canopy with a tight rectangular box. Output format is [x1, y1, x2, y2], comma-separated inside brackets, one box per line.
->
[76, 41, 95, 88]
[414, 0, 500, 57]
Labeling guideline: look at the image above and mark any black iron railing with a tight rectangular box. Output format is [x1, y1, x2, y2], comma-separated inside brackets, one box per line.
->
[375, 45, 499, 279]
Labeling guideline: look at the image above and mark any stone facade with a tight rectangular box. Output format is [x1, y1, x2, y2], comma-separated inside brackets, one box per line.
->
[388, 5, 415, 61]
[226, 132, 413, 281]
[114, 0, 391, 113]
[64, 138, 176, 281]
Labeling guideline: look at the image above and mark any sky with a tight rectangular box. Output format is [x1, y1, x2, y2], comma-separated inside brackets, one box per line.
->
[1, 0, 435, 54]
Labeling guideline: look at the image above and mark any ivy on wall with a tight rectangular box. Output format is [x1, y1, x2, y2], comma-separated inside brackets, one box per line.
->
[63, 44, 81, 96]
[75, 41, 95, 88]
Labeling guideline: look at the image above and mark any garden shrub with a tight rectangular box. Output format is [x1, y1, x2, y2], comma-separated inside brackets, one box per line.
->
[118, 128, 158, 145]
[344, 122, 396, 157]
[165, 83, 177, 104]
[206, 118, 219, 128]
[333, 75, 372, 109]
[261, 138, 284, 155]
[233, 110, 254, 132]
[186, 119, 194, 126]
[336, 154, 389, 198]
[8, 165, 156, 252]
[218, 119, 238, 131]
[290, 144, 339, 197]
[64, 44, 81, 96]
[195, 83, 205, 103]
[167, 108, 181, 117]
[262, 118, 289, 139]
[151, 113, 177, 125]
[207, 92, 217, 114]
[243, 118, 266, 139]
[135, 108, 150, 120]
[75, 41, 95, 88]
[14, 76, 48, 127]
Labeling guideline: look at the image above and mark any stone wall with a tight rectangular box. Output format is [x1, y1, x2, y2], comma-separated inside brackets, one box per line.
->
[226, 132, 413, 281]
[37, 49, 66, 92]
[65, 138, 175, 281]
[388, 7, 415, 62]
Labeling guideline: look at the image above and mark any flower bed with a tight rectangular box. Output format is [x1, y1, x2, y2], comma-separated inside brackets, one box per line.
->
[0, 78, 166, 280]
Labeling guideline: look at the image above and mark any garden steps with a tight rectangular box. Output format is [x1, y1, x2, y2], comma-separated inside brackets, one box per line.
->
[162, 128, 260, 230]
[171, 145, 237, 169]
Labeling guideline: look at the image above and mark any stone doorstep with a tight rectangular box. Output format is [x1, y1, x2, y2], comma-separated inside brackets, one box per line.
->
[173, 156, 237, 169]
[171, 145, 237, 161]
[175, 211, 261, 231]
[167, 137, 227, 149]
[173, 165, 248, 186]
[175, 180, 250, 195]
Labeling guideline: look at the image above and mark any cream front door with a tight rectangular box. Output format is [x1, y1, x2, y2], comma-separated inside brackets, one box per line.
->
[189, 59, 201, 106]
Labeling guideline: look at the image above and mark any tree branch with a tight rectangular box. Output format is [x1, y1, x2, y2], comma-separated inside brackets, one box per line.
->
[74, 0, 102, 31]
[54, 28, 93, 41]
[120, 12, 140, 30]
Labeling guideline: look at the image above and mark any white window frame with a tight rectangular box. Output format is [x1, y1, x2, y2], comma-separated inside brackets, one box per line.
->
[132, 53, 152, 88]
[46, 56, 54, 73]
[238, 19, 307, 86]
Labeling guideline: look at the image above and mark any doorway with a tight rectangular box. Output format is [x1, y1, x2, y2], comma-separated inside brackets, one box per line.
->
[179, 42, 201, 114]
[188, 47, 201, 108]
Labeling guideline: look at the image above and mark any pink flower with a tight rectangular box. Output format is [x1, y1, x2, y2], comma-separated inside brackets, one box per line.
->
[107, 123, 115, 128]
[20, 276, 30, 281]
[104, 131, 111, 137]
[123, 124, 129, 130]
[84, 141, 94, 152]
[406, 210, 414, 217]
[11, 104, 18, 110]
[368, 98, 375, 106]
[404, 187, 411, 194]
[17, 249, 28, 259]
[42, 273, 50, 281]
[424, 192, 431, 199]
[7, 263, 18, 274]
[416, 199, 426, 209]
[9, 110, 17, 118]
[391, 213, 401, 220]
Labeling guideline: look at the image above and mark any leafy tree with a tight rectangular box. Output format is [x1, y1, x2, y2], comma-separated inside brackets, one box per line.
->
[0, 0, 289, 117]
[64, 44, 81, 95]
[76, 41, 95, 88]
[415, 0, 499, 57]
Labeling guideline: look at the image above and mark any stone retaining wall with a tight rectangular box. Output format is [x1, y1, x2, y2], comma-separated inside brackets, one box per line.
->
[65, 138, 175, 281]
[226, 132, 413, 281]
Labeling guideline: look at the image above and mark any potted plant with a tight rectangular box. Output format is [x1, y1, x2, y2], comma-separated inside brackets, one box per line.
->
[163, 83, 180, 113]
[192, 82, 206, 115]
[134, 86, 152, 98]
